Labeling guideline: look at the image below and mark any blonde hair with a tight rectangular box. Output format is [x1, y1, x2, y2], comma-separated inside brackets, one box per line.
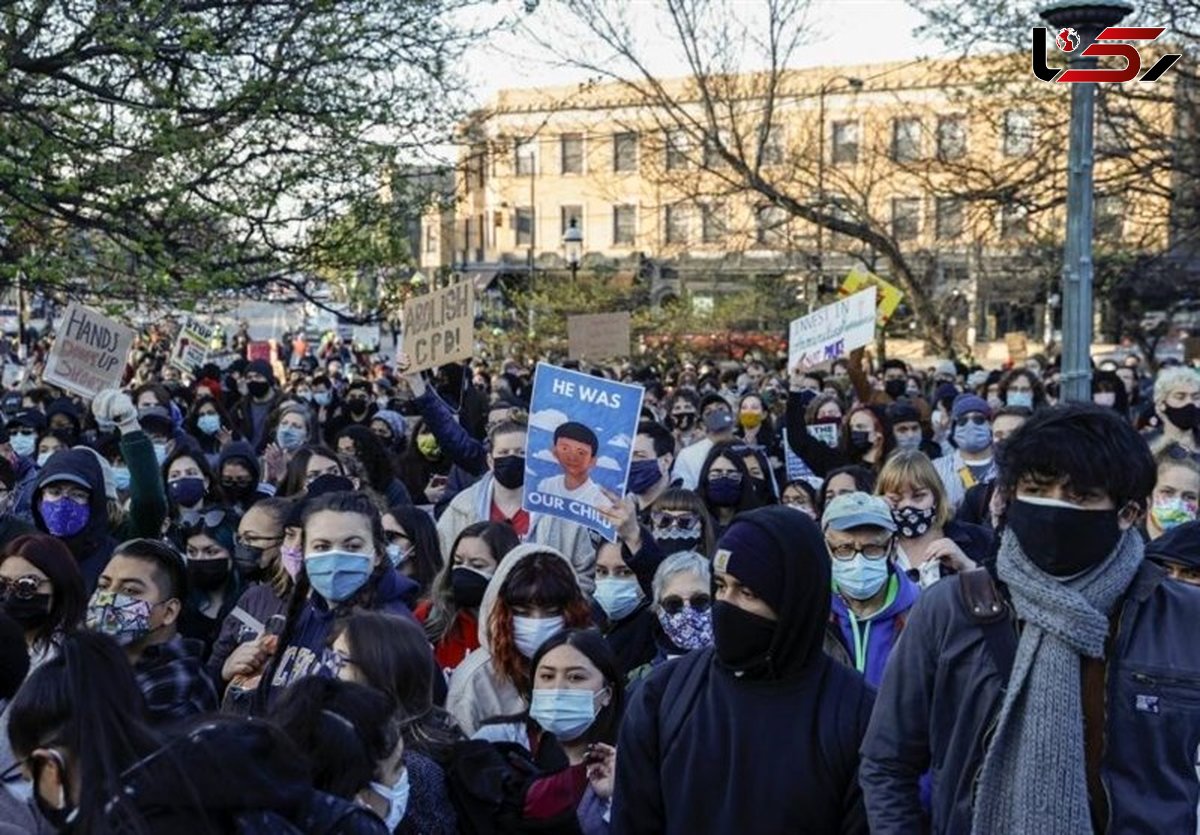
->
[876, 449, 952, 530]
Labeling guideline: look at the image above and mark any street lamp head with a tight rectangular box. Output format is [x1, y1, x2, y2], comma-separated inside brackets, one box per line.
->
[562, 217, 583, 266]
[846, 77, 864, 90]
[1039, 1, 1134, 29]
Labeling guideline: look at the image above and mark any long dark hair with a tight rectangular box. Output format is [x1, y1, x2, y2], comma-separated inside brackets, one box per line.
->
[336, 426, 397, 495]
[335, 612, 464, 765]
[528, 629, 624, 746]
[698, 440, 764, 516]
[386, 504, 444, 594]
[422, 521, 520, 644]
[1, 534, 85, 652]
[279, 445, 345, 497]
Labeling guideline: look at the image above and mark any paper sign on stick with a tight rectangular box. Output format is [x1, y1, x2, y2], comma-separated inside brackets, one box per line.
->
[568, 312, 631, 360]
[840, 269, 904, 326]
[788, 287, 877, 373]
[402, 283, 475, 373]
[43, 304, 136, 398]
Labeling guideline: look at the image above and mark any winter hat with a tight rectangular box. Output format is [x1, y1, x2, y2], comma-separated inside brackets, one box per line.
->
[247, 359, 276, 385]
[372, 409, 408, 438]
[951, 393, 992, 422]
[713, 520, 787, 614]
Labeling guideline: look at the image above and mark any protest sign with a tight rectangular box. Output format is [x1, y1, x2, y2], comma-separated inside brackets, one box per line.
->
[169, 317, 214, 373]
[247, 341, 272, 362]
[807, 422, 840, 449]
[523, 363, 645, 541]
[42, 303, 135, 398]
[788, 286, 877, 373]
[402, 282, 474, 373]
[1005, 331, 1029, 364]
[840, 269, 903, 326]
[208, 351, 239, 371]
[567, 312, 631, 360]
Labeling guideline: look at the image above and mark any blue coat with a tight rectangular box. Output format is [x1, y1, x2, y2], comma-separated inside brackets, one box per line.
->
[859, 561, 1200, 835]
[829, 569, 920, 688]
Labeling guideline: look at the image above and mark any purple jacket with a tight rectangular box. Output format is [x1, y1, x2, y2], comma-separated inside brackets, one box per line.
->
[829, 569, 920, 688]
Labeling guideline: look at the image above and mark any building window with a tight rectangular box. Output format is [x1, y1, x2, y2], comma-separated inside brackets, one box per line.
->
[935, 197, 964, 239]
[756, 205, 789, 247]
[1095, 195, 1123, 239]
[515, 207, 534, 246]
[831, 120, 859, 165]
[424, 223, 436, 254]
[891, 197, 921, 241]
[1002, 110, 1034, 157]
[515, 139, 536, 176]
[560, 133, 583, 175]
[999, 202, 1029, 239]
[561, 205, 582, 236]
[704, 130, 730, 169]
[613, 204, 636, 246]
[701, 202, 726, 244]
[666, 129, 691, 170]
[665, 203, 690, 245]
[613, 132, 638, 173]
[892, 118, 922, 163]
[936, 116, 967, 160]
[759, 124, 785, 166]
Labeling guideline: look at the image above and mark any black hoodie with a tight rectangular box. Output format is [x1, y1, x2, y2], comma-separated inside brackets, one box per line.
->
[611, 506, 875, 835]
[1145, 520, 1200, 570]
[32, 448, 117, 591]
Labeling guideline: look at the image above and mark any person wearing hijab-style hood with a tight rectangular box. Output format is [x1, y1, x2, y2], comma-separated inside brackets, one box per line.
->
[612, 505, 874, 834]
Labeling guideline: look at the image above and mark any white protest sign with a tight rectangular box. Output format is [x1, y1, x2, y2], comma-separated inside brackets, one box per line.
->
[401, 282, 475, 373]
[568, 312, 631, 360]
[788, 286, 877, 372]
[169, 317, 214, 373]
[43, 304, 136, 398]
[352, 324, 382, 348]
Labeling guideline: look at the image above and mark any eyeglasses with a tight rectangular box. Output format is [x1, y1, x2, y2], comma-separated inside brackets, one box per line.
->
[954, 415, 989, 428]
[181, 508, 228, 529]
[706, 470, 743, 482]
[826, 540, 892, 561]
[0, 574, 47, 599]
[659, 593, 711, 615]
[1166, 444, 1199, 462]
[8, 428, 35, 437]
[237, 534, 283, 547]
[650, 512, 700, 532]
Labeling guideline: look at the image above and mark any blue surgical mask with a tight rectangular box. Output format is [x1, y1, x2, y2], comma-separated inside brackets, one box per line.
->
[111, 466, 131, 492]
[386, 542, 410, 567]
[36, 451, 52, 468]
[304, 551, 373, 603]
[894, 432, 922, 452]
[275, 425, 306, 451]
[153, 442, 169, 465]
[512, 614, 565, 659]
[9, 434, 35, 459]
[314, 391, 332, 407]
[953, 422, 992, 453]
[1006, 391, 1033, 409]
[197, 414, 221, 436]
[529, 687, 601, 741]
[370, 768, 410, 831]
[593, 577, 643, 621]
[832, 554, 890, 601]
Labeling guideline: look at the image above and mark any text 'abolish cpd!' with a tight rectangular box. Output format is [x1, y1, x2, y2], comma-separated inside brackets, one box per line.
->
[406, 284, 472, 368]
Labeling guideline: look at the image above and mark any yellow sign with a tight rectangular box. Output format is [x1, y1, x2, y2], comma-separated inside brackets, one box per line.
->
[839, 269, 904, 326]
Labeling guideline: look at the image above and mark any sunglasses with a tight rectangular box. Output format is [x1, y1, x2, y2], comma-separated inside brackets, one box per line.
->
[954, 415, 989, 428]
[651, 512, 700, 532]
[659, 593, 712, 615]
[1166, 443, 1198, 462]
[181, 508, 228, 529]
[0, 574, 46, 599]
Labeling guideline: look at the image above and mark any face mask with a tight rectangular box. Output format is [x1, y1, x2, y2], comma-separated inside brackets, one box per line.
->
[296, 391, 313, 403]
[849, 429, 874, 453]
[705, 475, 743, 507]
[832, 554, 890, 600]
[276, 425, 306, 451]
[314, 391, 332, 407]
[86, 589, 156, 646]
[1093, 392, 1117, 408]
[627, 458, 663, 495]
[512, 614, 565, 659]
[884, 379, 907, 400]
[1, 591, 53, 629]
[36, 451, 52, 468]
[594, 577, 642, 622]
[987, 396, 1005, 412]
[738, 411, 763, 430]
[305, 551, 373, 603]
[893, 505, 937, 538]
[40, 497, 90, 538]
[712, 600, 776, 675]
[187, 558, 231, 591]
[386, 542, 411, 567]
[529, 687, 601, 741]
[348, 398, 370, 415]
[369, 769, 410, 832]
[112, 466, 131, 492]
[9, 434, 35, 458]
[894, 432, 922, 452]
[451, 566, 491, 608]
[1006, 391, 1033, 409]
[153, 442, 169, 465]
[492, 455, 525, 489]
[1005, 496, 1123, 577]
[657, 606, 713, 651]
[168, 476, 206, 508]
[653, 531, 701, 555]
[670, 412, 697, 432]
[953, 422, 992, 453]
[197, 414, 221, 436]
[1165, 403, 1200, 431]
[234, 542, 267, 582]
[248, 380, 271, 399]
[280, 544, 304, 580]
[1151, 495, 1198, 531]
[417, 434, 441, 460]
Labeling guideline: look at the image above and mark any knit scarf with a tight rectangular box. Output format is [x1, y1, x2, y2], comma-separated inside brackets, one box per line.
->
[970, 526, 1143, 835]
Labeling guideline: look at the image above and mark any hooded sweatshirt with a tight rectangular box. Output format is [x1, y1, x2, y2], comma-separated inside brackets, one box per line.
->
[612, 506, 875, 835]
[32, 448, 119, 590]
[218, 441, 272, 508]
[829, 568, 920, 688]
[445, 544, 582, 735]
[1145, 520, 1200, 571]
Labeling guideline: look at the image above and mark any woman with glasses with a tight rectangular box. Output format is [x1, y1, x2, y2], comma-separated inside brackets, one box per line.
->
[0, 534, 85, 668]
[820, 492, 920, 688]
[646, 488, 716, 557]
[697, 441, 764, 537]
[627, 551, 714, 685]
[177, 507, 243, 659]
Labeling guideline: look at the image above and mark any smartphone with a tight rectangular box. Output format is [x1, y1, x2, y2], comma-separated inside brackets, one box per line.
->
[429, 474, 449, 488]
[265, 614, 287, 637]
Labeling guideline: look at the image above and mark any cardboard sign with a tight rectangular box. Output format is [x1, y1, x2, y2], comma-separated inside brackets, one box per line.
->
[788, 286, 877, 373]
[523, 363, 645, 541]
[247, 341, 272, 362]
[1005, 331, 1029, 364]
[402, 282, 475, 373]
[840, 269, 904, 326]
[42, 304, 136, 398]
[169, 317, 214, 373]
[567, 312, 632, 360]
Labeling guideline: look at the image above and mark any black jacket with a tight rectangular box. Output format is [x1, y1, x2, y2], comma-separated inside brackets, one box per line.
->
[1145, 519, 1200, 570]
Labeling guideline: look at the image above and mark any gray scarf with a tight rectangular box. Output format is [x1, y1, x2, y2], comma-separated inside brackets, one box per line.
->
[970, 527, 1143, 835]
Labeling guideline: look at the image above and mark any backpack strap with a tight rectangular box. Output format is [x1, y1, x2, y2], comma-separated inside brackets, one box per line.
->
[957, 568, 1006, 624]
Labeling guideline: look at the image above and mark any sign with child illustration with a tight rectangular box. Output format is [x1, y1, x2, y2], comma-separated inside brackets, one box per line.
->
[522, 363, 644, 541]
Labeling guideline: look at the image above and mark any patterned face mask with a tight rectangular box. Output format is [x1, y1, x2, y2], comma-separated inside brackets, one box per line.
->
[892, 505, 937, 539]
[85, 589, 157, 646]
[656, 605, 714, 652]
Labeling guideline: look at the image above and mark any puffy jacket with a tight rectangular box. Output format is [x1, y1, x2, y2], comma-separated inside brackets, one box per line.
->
[860, 561, 1200, 835]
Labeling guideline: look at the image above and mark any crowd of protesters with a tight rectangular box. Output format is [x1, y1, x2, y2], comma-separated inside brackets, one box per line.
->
[0, 316, 1198, 834]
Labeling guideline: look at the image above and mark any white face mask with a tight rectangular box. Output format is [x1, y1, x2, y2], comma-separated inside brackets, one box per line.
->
[369, 768, 410, 831]
[512, 615, 565, 659]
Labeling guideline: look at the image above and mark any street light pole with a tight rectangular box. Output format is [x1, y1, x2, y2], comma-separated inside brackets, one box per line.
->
[563, 217, 582, 283]
[1040, 1, 1132, 402]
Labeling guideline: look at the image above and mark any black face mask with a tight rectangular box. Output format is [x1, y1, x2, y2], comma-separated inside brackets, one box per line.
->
[187, 558, 231, 591]
[884, 379, 908, 400]
[451, 567, 490, 608]
[1165, 403, 1200, 431]
[247, 380, 271, 399]
[849, 430, 874, 453]
[222, 481, 255, 502]
[670, 412, 697, 432]
[347, 398, 369, 415]
[712, 600, 776, 676]
[1, 591, 53, 629]
[1005, 498, 1123, 577]
[234, 542, 266, 579]
[653, 532, 702, 555]
[492, 455, 526, 490]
